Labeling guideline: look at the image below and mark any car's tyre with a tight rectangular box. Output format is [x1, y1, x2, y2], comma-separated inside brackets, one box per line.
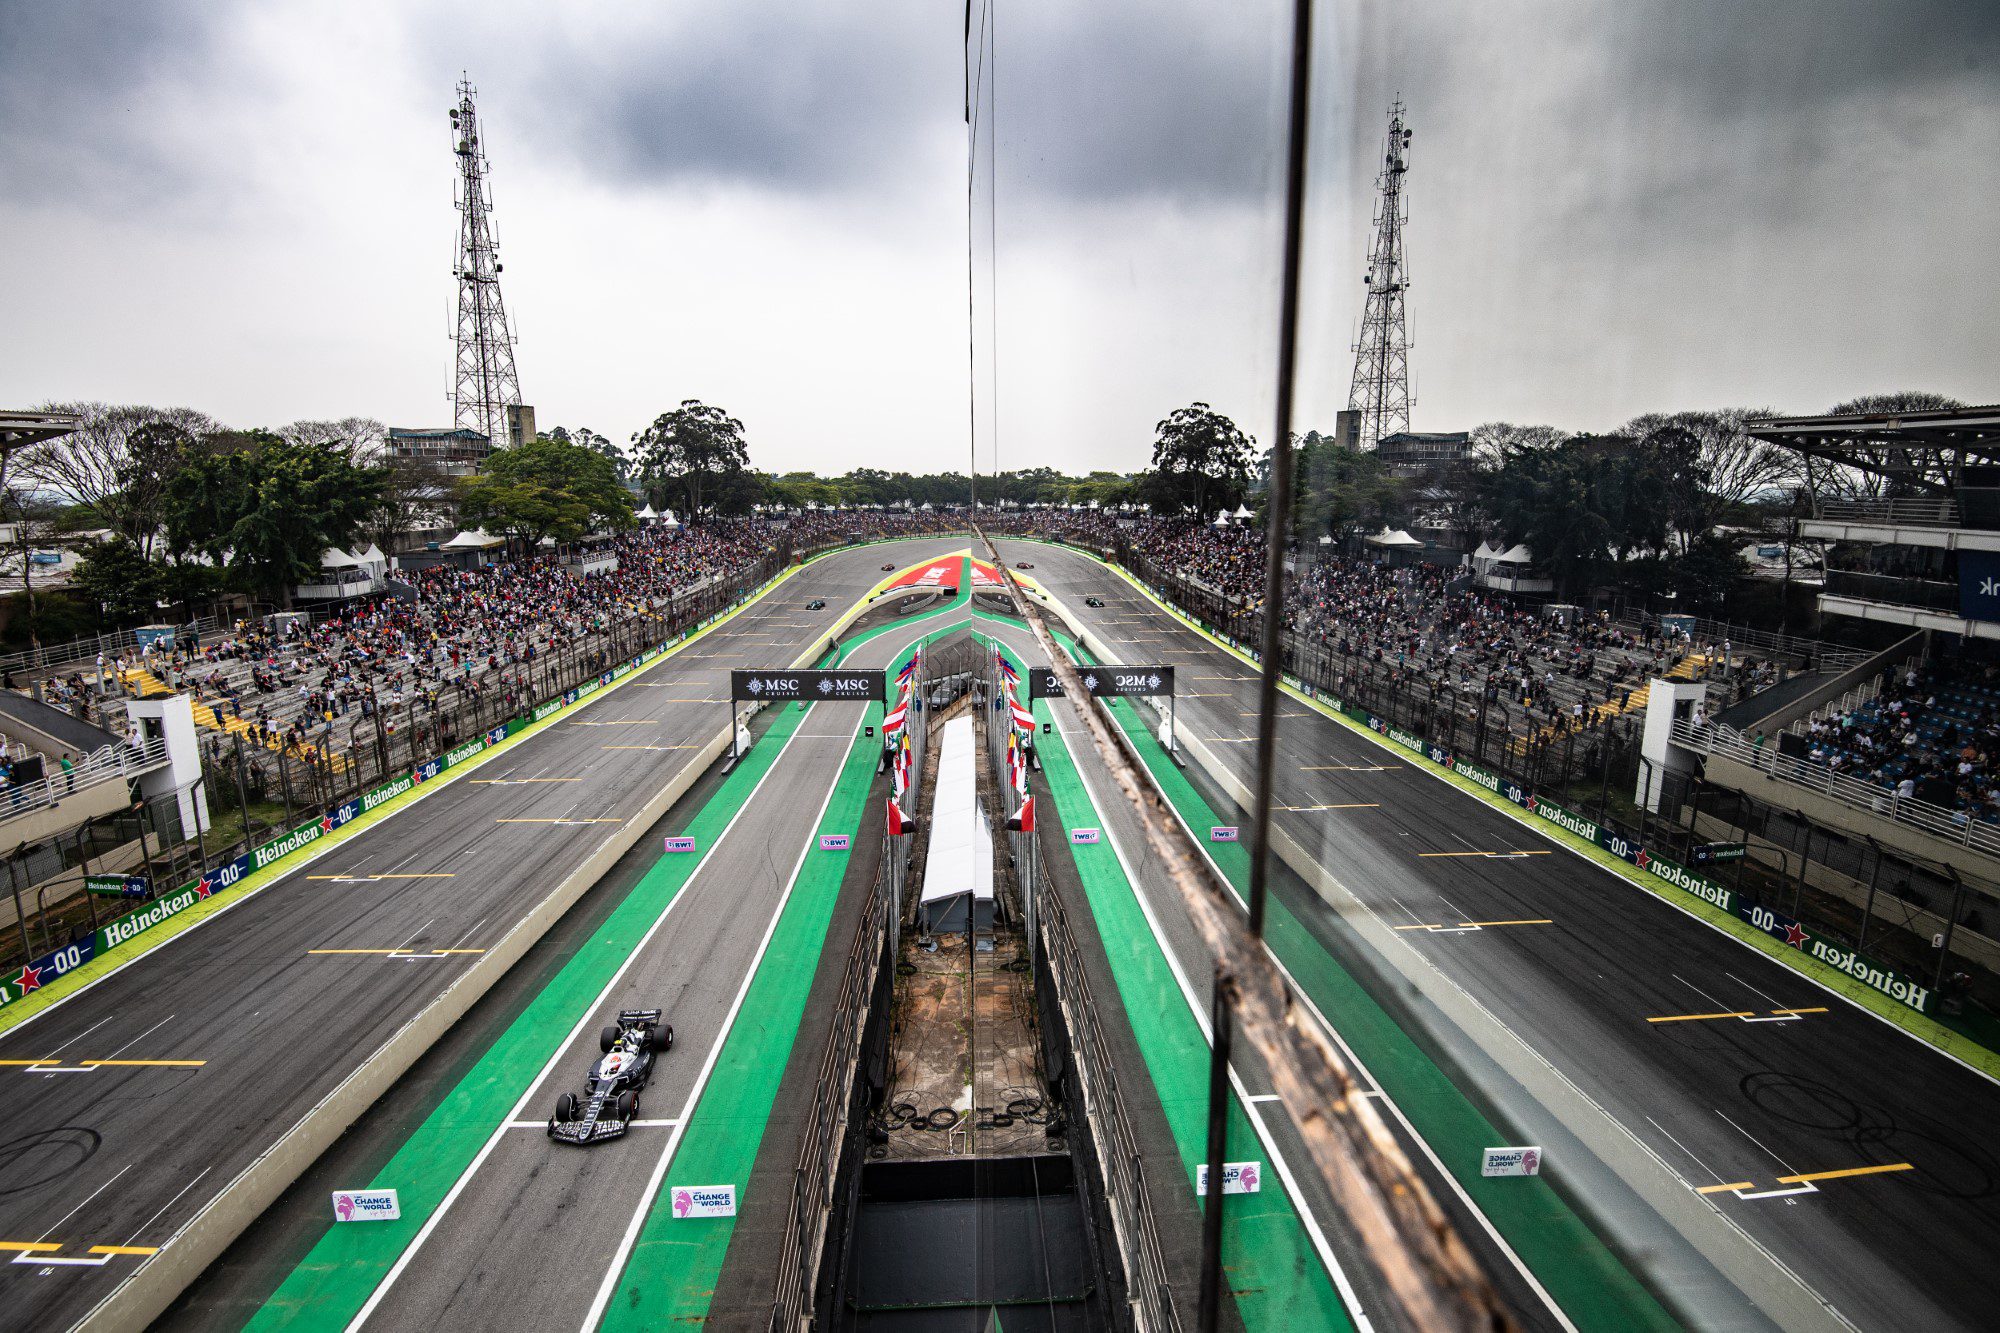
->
[600, 1024, 619, 1053]
[661, 1024, 674, 1051]
[555, 1092, 578, 1122]
[616, 1090, 638, 1121]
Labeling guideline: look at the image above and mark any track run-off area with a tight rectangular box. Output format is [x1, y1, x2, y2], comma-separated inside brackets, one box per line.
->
[4, 535, 1996, 1332]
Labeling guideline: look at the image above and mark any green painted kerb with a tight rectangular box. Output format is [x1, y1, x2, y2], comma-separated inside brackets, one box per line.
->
[1042, 633, 1674, 1333]
[1024, 656, 1352, 1332]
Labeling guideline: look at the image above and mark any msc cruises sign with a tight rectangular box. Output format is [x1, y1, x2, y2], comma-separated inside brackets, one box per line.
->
[729, 669, 884, 703]
[1028, 665, 1174, 700]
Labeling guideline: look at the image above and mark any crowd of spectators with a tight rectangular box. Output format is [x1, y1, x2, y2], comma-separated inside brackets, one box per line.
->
[16, 521, 797, 763]
[1793, 662, 2000, 824]
[1002, 510, 1752, 738]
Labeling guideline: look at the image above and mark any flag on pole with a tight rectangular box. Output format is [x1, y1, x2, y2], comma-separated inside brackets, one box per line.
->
[1006, 793, 1034, 833]
[883, 701, 908, 735]
[896, 657, 917, 686]
[887, 798, 912, 837]
[998, 655, 1020, 685]
[1008, 699, 1036, 732]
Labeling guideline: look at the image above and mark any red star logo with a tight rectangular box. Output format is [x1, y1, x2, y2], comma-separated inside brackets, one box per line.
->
[320, 813, 335, 833]
[1783, 923, 1807, 947]
[1635, 851, 1651, 869]
[195, 875, 214, 899]
[14, 962, 43, 992]
[1526, 796, 1539, 811]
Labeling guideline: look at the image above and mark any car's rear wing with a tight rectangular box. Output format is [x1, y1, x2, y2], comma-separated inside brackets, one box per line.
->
[617, 1008, 663, 1025]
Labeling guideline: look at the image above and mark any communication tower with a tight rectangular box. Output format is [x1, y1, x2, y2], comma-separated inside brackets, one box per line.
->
[449, 77, 525, 447]
[1347, 100, 1414, 452]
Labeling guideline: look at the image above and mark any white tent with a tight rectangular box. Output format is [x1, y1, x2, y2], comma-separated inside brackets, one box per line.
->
[660, 509, 683, 529]
[1213, 510, 1232, 527]
[1365, 528, 1424, 548]
[443, 528, 505, 550]
[635, 503, 659, 522]
[1233, 503, 1255, 520]
[919, 716, 996, 934]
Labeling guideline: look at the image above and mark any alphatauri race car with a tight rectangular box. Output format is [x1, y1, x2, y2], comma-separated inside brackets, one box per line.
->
[547, 1009, 673, 1145]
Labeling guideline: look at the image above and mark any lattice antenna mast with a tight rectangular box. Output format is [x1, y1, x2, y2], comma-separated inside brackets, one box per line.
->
[1347, 100, 1413, 451]
[449, 77, 522, 446]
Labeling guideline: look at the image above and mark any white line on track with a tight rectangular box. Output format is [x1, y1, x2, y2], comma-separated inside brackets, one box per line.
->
[123, 1167, 212, 1248]
[98, 1014, 175, 1061]
[577, 696, 873, 1331]
[1050, 704, 1375, 1333]
[346, 705, 819, 1331]
[1032, 623, 1577, 1332]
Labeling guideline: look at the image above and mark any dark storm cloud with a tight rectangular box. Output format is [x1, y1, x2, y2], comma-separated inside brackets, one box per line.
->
[495, 2, 1290, 206]
[0, 1, 237, 199]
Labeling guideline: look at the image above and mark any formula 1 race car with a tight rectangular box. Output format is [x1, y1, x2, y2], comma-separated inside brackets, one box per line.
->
[547, 1009, 673, 1145]
[1084, 596, 1105, 608]
[806, 598, 827, 610]
[881, 563, 896, 571]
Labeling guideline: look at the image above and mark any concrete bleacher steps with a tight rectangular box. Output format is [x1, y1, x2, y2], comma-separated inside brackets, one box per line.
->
[120, 666, 351, 773]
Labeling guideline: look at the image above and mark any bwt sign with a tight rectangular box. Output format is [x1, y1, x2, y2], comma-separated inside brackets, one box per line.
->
[730, 669, 884, 703]
[1029, 665, 1175, 700]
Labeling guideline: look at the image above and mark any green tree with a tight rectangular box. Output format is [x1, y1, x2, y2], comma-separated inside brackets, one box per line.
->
[164, 433, 386, 604]
[71, 537, 168, 622]
[1293, 437, 1404, 540]
[631, 401, 750, 517]
[458, 435, 636, 550]
[1145, 402, 1254, 518]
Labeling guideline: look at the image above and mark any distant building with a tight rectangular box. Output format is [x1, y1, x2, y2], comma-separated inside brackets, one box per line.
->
[1752, 403, 2000, 640]
[387, 426, 491, 475]
[1373, 430, 1470, 478]
[505, 404, 537, 449]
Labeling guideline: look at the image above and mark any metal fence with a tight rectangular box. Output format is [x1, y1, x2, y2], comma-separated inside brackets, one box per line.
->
[5, 541, 806, 968]
[767, 841, 894, 1330]
[0, 615, 226, 679]
[1033, 808, 1183, 1332]
[1815, 496, 1962, 527]
[0, 736, 169, 828]
[1676, 719, 2000, 862]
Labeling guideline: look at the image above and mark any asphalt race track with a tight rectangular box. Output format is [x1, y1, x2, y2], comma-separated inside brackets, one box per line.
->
[342, 601, 953, 1331]
[995, 537, 2000, 1333]
[0, 540, 959, 1333]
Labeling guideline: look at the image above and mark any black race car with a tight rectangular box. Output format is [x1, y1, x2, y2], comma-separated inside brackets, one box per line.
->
[881, 563, 896, 571]
[547, 1009, 673, 1145]
[1015, 561, 1034, 569]
[1084, 596, 1105, 608]
[806, 598, 827, 610]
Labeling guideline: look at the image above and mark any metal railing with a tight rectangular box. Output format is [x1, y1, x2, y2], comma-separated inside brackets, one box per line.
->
[1036, 832, 1183, 1332]
[0, 736, 169, 825]
[1, 616, 225, 678]
[1674, 719, 2000, 860]
[1814, 496, 1962, 528]
[1612, 610, 1867, 671]
[1822, 569, 1961, 614]
[768, 846, 893, 1330]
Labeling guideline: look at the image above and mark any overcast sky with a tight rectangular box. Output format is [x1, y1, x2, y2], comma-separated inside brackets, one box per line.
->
[2, 1, 1995, 475]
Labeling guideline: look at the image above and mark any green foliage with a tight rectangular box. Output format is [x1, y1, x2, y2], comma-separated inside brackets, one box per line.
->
[0, 589, 104, 653]
[1292, 438, 1404, 540]
[458, 435, 635, 548]
[631, 401, 750, 517]
[1146, 402, 1253, 517]
[71, 538, 167, 622]
[164, 433, 386, 602]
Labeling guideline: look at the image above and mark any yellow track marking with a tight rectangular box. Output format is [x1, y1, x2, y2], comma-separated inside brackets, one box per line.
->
[469, 777, 581, 784]
[0, 1241, 62, 1252]
[493, 817, 622, 824]
[89, 1245, 161, 1255]
[1, 1059, 205, 1068]
[1417, 850, 1551, 858]
[1698, 1162, 1912, 1194]
[308, 940, 488, 948]
[1648, 1011, 1756, 1024]
[1771, 1007, 1829, 1016]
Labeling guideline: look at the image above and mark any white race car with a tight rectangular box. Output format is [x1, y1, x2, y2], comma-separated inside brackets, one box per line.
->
[547, 1009, 673, 1145]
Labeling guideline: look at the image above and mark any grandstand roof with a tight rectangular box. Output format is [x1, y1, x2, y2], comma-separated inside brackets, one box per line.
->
[1749, 404, 2000, 491]
[0, 409, 81, 452]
